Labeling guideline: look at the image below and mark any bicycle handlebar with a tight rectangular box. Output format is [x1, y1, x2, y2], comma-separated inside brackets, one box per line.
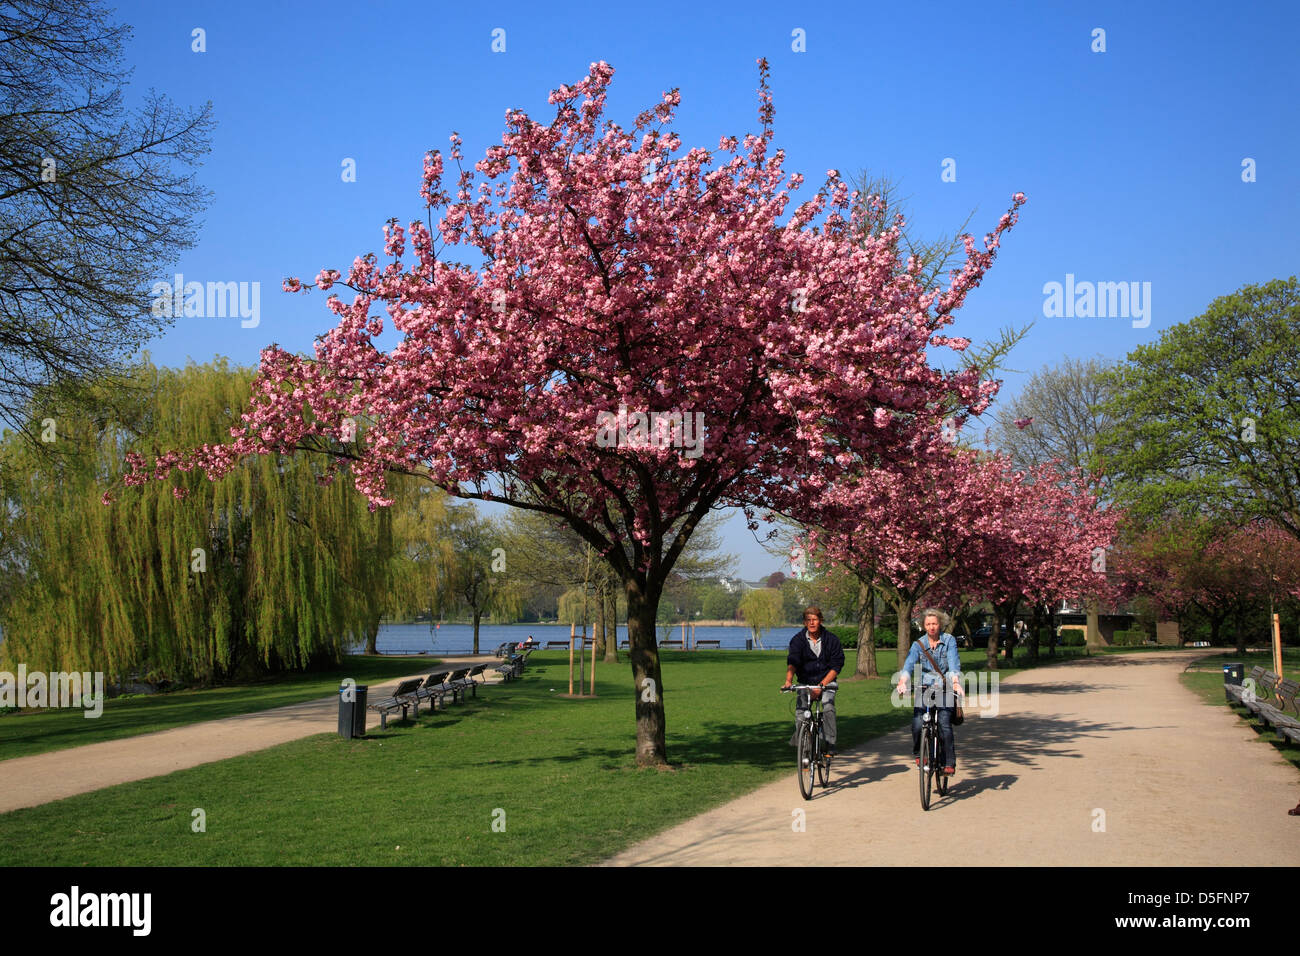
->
[780, 683, 838, 692]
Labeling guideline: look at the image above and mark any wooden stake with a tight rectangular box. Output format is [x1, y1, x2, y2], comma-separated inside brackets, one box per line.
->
[578, 623, 586, 693]
[1274, 613, 1284, 679]
[568, 622, 575, 696]
[590, 623, 596, 695]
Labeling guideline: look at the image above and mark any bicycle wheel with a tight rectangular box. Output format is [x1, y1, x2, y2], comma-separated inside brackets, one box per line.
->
[936, 736, 949, 796]
[797, 722, 815, 800]
[919, 726, 933, 810]
[816, 723, 830, 788]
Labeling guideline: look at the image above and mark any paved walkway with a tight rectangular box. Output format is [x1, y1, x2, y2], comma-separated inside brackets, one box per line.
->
[606, 650, 1300, 865]
[0, 657, 500, 814]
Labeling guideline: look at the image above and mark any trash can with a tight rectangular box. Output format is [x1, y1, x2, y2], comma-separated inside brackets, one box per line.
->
[338, 684, 368, 738]
[745, 639, 753, 651]
[1223, 663, 1243, 685]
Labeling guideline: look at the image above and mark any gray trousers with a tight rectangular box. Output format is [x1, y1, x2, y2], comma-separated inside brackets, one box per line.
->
[789, 686, 837, 748]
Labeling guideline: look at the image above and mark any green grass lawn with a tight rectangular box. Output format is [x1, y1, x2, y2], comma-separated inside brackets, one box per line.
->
[0, 643, 1238, 866]
[0, 656, 443, 761]
[1179, 650, 1300, 772]
[0, 643, 1122, 764]
[0, 649, 927, 866]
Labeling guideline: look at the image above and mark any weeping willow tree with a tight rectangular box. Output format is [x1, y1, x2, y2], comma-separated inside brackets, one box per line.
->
[384, 479, 456, 649]
[0, 356, 409, 684]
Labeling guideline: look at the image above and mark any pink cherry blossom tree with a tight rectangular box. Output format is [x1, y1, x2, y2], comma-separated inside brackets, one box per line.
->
[113, 60, 1023, 766]
[802, 443, 1026, 674]
[963, 461, 1120, 667]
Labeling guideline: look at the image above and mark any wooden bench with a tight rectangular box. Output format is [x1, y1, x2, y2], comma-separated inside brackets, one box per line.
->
[545, 640, 571, 649]
[1226, 669, 1300, 746]
[1257, 678, 1300, 734]
[1225, 665, 1265, 704]
[366, 678, 425, 729]
[1242, 671, 1279, 716]
[659, 640, 685, 649]
[693, 640, 721, 649]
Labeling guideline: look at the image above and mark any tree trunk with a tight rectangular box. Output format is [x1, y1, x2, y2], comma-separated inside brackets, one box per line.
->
[1001, 600, 1019, 667]
[896, 595, 912, 672]
[987, 614, 1000, 670]
[472, 609, 481, 655]
[364, 612, 380, 656]
[1209, 614, 1222, 647]
[1085, 598, 1101, 648]
[1233, 607, 1246, 655]
[1028, 604, 1042, 663]
[625, 579, 668, 767]
[854, 577, 879, 678]
[595, 581, 606, 657]
[605, 586, 618, 663]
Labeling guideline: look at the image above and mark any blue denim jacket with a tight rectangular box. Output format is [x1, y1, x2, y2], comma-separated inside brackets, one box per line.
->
[899, 633, 961, 688]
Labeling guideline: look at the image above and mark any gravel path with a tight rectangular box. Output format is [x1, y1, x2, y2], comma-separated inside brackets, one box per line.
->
[0, 657, 499, 814]
[605, 650, 1300, 865]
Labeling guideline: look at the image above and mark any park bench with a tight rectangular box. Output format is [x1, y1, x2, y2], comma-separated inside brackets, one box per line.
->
[1257, 678, 1300, 734]
[694, 639, 721, 649]
[1242, 671, 1279, 716]
[1225, 665, 1266, 704]
[545, 640, 571, 649]
[660, 639, 685, 650]
[410, 673, 449, 711]
[366, 678, 426, 729]
[495, 646, 534, 681]
[461, 663, 490, 697]
[493, 642, 512, 658]
[412, 670, 462, 710]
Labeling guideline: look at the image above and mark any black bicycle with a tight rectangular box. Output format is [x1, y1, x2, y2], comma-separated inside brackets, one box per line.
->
[782, 683, 837, 800]
[918, 698, 951, 810]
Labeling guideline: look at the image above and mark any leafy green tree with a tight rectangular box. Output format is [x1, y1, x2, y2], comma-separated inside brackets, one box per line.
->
[433, 506, 522, 654]
[1098, 277, 1300, 537]
[0, 358, 397, 683]
[700, 584, 740, 621]
[738, 587, 783, 648]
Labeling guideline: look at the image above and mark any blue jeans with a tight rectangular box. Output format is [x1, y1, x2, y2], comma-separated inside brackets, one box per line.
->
[912, 705, 955, 768]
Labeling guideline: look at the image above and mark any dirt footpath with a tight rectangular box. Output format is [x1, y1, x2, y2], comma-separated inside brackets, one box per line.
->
[606, 651, 1300, 866]
[0, 658, 498, 814]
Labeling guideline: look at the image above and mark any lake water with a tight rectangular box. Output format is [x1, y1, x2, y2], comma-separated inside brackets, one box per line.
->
[362, 622, 800, 655]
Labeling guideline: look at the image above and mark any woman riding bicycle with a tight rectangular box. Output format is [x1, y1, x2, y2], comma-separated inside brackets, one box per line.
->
[895, 609, 963, 776]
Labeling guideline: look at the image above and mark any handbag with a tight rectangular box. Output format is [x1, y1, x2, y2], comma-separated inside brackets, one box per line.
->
[918, 640, 964, 724]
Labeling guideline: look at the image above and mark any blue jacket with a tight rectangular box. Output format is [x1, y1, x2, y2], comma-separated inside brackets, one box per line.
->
[900, 633, 961, 687]
[786, 628, 845, 685]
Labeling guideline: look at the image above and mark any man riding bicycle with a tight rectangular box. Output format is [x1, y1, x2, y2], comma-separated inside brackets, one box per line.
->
[783, 606, 844, 757]
[895, 608, 963, 776]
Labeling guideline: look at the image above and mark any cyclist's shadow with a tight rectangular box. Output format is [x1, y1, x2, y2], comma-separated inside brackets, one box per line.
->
[821, 754, 910, 793]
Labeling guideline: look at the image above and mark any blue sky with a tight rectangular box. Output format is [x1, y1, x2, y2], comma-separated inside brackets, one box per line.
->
[117, 0, 1299, 578]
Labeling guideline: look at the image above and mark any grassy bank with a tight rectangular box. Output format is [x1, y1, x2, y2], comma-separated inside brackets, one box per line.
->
[0, 650, 913, 865]
[0, 656, 443, 761]
[1179, 650, 1300, 771]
